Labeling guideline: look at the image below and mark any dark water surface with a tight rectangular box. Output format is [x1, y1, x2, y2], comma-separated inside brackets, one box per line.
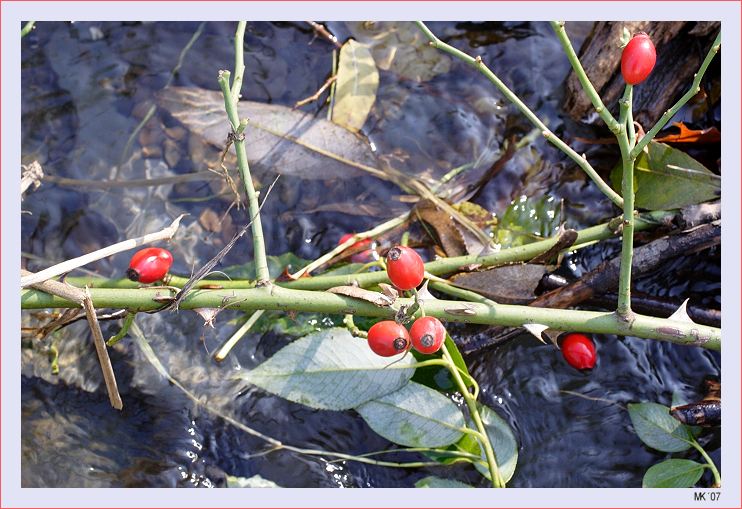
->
[20, 21, 720, 488]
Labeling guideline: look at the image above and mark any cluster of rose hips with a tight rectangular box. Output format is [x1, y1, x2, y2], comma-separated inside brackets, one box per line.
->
[128, 243, 598, 370]
[366, 246, 447, 357]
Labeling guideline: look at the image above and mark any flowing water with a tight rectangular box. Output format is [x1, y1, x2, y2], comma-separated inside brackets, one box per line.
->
[20, 21, 720, 488]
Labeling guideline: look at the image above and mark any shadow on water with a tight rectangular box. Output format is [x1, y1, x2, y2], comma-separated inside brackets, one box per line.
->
[21, 21, 720, 487]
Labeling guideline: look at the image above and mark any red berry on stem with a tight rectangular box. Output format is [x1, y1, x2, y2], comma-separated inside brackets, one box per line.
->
[386, 246, 425, 291]
[127, 247, 173, 284]
[338, 233, 377, 263]
[409, 316, 446, 354]
[621, 33, 656, 85]
[560, 333, 597, 370]
[367, 321, 411, 357]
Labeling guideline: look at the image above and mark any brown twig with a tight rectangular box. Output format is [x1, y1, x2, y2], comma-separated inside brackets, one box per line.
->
[294, 75, 337, 108]
[21, 270, 123, 410]
[305, 21, 341, 48]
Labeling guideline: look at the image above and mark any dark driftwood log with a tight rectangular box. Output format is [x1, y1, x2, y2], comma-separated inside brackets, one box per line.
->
[563, 21, 720, 126]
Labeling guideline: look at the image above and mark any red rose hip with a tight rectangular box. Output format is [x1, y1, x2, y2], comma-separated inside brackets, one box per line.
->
[621, 33, 656, 85]
[367, 321, 411, 357]
[127, 247, 173, 284]
[339, 233, 377, 263]
[560, 333, 597, 370]
[386, 246, 425, 291]
[409, 316, 446, 354]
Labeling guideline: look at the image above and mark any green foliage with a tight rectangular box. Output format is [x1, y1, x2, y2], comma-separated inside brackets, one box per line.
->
[494, 195, 561, 248]
[424, 433, 481, 466]
[222, 253, 310, 281]
[238, 328, 415, 410]
[245, 311, 342, 337]
[642, 459, 706, 488]
[356, 382, 466, 448]
[627, 402, 693, 452]
[415, 476, 474, 488]
[610, 141, 720, 210]
[629, 401, 718, 488]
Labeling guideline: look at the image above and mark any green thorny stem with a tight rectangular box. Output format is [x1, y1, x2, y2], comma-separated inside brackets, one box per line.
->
[616, 85, 635, 318]
[59, 210, 673, 291]
[217, 22, 271, 285]
[549, 21, 621, 134]
[441, 343, 504, 487]
[416, 21, 623, 209]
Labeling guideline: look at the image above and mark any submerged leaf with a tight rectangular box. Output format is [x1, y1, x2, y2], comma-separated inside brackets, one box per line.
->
[494, 195, 561, 249]
[157, 87, 380, 180]
[610, 141, 720, 210]
[346, 22, 451, 82]
[356, 382, 465, 447]
[238, 328, 414, 410]
[332, 40, 379, 132]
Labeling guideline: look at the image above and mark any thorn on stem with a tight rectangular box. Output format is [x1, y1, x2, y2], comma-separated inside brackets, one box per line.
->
[541, 130, 551, 139]
[475, 55, 483, 65]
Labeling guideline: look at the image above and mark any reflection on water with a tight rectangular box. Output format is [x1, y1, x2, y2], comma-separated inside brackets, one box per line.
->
[21, 21, 719, 487]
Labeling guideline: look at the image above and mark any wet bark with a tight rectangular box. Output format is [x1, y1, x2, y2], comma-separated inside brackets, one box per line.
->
[563, 21, 720, 127]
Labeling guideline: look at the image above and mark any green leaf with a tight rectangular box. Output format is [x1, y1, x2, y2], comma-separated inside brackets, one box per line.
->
[332, 40, 379, 132]
[226, 474, 281, 488]
[628, 402, 694, 452]
[239, 328, 415, 410]
[415, 476, 474, 488]
[444, 334, 474, 389]
[474, 405, 519, 483]
[494, 195, 561, 248]
[356, 382, 465, 448]
[610, 141, 720, 210]
[244, 311, 342, 337]
[642, 459, 706, 488]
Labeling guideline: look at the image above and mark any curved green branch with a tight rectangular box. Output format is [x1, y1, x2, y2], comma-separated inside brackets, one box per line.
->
[416, 21, 623, 208]
[550, 21, 621, 133]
